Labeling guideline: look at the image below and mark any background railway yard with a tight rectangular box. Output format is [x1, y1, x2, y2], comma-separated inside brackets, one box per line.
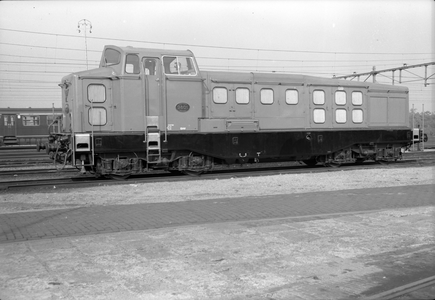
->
[0, 145, 434, 299]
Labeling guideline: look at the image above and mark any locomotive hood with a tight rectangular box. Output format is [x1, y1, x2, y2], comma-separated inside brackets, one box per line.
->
[60, 66, 118, 83]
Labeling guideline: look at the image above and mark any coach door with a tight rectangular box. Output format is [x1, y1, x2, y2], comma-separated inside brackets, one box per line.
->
[210, 84, 252, 119]
[1, 115, 17, 137]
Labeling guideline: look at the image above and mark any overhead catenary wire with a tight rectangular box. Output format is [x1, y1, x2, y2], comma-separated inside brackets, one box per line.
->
[0, 27, 433, 110]
[0, 27, 433, 55]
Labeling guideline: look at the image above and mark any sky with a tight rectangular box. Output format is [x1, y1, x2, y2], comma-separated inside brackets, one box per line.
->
[0, 0, 434, 112]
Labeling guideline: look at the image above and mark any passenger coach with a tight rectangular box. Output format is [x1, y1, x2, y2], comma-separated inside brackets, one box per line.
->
[0, 108, 62, 146]
[49, 45, 412, 177]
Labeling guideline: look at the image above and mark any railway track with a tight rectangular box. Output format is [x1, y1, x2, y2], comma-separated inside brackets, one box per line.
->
[0, 166, 77, 176]
[366, 275, 435, 300]
[0, 154, 433, 191]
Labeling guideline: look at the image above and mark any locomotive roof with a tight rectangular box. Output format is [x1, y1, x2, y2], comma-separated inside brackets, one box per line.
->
[103, 45, 194, 57]
[202, 70, 409, 92]
[78, 45, 408, 93]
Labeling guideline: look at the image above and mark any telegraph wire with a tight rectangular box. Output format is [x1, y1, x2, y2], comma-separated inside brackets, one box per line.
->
[0, 41, 100, 53]
[0, 27, 433, 56]
[0, 51, 431, 65]
[0, 52, 100, 63]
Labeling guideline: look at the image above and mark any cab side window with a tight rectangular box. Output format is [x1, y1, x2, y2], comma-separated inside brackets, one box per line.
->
[163, 56, 197, 76]
[125, 54, 140, 74]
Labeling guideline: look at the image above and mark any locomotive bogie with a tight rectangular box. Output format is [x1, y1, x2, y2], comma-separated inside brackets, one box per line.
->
[52, 45, 412, 177]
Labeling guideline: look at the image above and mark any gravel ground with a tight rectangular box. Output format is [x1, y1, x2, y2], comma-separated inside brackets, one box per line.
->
[0, 166, 433, 214]
[1, 166, 434, 299]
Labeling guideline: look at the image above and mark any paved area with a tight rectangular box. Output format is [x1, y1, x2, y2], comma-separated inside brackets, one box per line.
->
[1, 184, 434, 300]
[1, 184, 434, 244]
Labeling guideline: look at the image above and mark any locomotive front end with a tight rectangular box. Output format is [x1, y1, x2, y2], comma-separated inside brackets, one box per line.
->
[44, 73, 75, 168]
[48, 66, 109, 172]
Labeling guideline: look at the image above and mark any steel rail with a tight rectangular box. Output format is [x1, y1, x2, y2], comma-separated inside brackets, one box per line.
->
[364, 275, 435, 300]
[0, 157, 432, 191]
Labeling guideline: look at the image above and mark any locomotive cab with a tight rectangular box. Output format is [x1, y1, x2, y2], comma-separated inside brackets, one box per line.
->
[49, 45, 204, 175]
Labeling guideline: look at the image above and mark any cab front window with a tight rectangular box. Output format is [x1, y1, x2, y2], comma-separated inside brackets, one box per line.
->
[103, 48, 121, 66]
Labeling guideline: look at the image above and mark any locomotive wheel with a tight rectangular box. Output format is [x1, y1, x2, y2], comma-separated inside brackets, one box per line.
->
[325, 162, 342, 168]
[107, 174, 130, 180]
[182, 170, 203, 177]
[355, 158, 366, 165]
[302, 159, 317, 167]
[377, 160, 390, 166]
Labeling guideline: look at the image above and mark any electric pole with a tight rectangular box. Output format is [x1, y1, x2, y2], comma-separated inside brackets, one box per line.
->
[77, 19, 92, 70]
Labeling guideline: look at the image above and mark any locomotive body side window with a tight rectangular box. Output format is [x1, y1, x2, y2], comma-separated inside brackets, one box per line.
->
[213, 87, 228, 104]
[335, 109, 347, 123]
[236, 88, 250, 104]
[125, 54, 140, 74]
[104, 48, 121, 66]
[88, 84, 106, 103]
[22, 115, 40, 126]
[285, 89, 298, 104]
[88, 108, 107, 126]
[313, 108, 325, 123]
[313, 90, 325, 105]
[352, 91, 363, 105]
[260, 88, 274, 105]
[335, 91, 346, 105]
[352, 109, 363, 123]
[163, 56, 197, 75]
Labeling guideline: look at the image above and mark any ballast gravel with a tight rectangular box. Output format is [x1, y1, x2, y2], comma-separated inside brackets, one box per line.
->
[0, 166, 433, 213]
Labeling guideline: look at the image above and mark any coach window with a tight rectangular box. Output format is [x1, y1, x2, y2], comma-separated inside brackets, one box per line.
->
[285, 89, 299, 105]
[352, 91, 363, 105]
[22, 115, 40, 126]
[88, 108, 107, 126]
[260, 88, 274, 104]
[125, 54, 140, 74]
[88, 84, 106, 103]
[213, 87, 228, 104]
[47, 115, 55, 125]
[103, 48, 121, 66]
[236, 88, 250, 104]
[352, 109, 364, 123]
[313, 90, 325, 105]
[335, 91, 346, 105]
[335, 109, 347, 124]
[4, 116, 13, 126]
[313, 109, 325, 123]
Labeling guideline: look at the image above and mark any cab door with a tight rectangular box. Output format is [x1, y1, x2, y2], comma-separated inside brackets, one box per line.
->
[142, 57, 161, 117]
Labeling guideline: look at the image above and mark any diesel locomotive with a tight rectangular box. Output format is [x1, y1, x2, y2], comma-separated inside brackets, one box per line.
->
[47, 45, 412, 177]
